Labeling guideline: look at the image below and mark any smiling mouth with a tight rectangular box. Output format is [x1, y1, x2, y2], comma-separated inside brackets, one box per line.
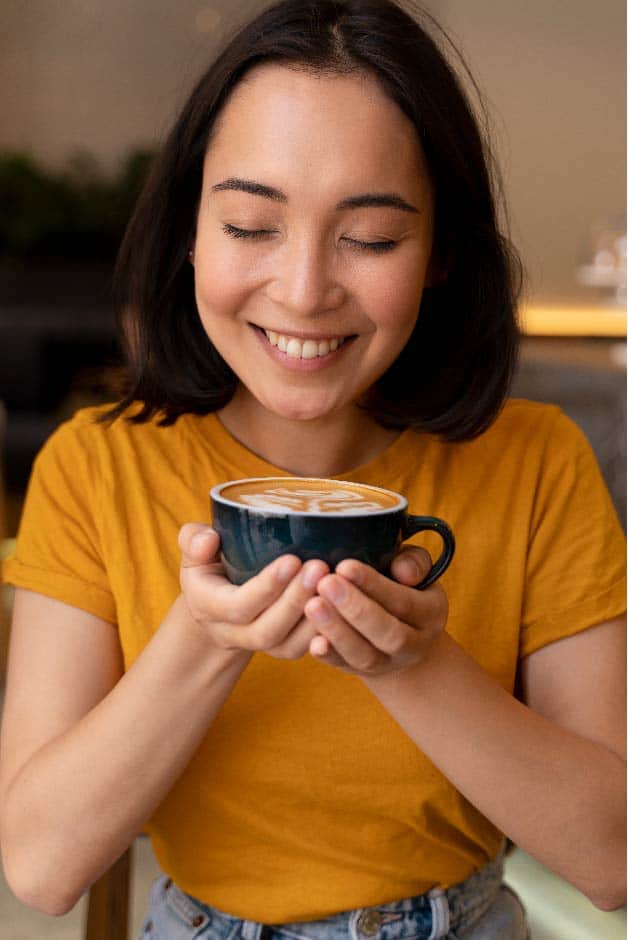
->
[255, 326, 355, 360]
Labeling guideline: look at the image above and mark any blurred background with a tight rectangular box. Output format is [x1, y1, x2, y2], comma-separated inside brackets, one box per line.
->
[0, 1, 625, 938]
[0, 0, 626, 532]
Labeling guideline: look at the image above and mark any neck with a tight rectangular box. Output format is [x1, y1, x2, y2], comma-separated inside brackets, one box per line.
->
[217, 393, 401, 477]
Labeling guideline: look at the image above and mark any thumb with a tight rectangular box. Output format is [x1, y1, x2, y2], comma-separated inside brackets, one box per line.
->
[389, 546, 433, 586]
[178, 523, 221, 568]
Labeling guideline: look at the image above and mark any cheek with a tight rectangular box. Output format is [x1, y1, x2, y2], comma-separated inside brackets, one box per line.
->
[360, 266, 425, 333]
[194, 252, 253, 324]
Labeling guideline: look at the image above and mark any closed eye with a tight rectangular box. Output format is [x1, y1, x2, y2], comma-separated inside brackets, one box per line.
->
[342, 237, 397, 254]
[222, 224, 397, 254]
[223, 223, 276, 240]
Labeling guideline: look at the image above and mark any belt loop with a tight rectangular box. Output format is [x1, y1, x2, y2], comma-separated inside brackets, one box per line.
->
[427, 888, 450, 940]
[349, 907, 363, 940]
[240, 920, 264, 940]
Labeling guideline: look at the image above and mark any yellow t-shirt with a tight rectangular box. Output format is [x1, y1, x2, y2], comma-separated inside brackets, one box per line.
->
[3, 399, 626, 922]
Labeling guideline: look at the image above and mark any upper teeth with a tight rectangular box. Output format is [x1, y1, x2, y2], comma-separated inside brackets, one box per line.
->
[263, 330, 345, 359]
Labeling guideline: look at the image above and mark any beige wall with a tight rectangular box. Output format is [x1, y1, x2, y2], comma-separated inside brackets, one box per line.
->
[438, 0, 626, 303]
[1, 0, 625, 303]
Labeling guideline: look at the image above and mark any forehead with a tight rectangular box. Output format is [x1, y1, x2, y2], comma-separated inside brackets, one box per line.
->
[203, 64, 430, 198]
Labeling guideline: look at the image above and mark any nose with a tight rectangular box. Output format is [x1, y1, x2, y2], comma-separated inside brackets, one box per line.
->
[265, 233, 346, 318]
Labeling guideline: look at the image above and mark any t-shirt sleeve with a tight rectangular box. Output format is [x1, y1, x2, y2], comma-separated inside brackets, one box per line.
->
[2, 416, 117, 623]
[520, 408, 626, 657]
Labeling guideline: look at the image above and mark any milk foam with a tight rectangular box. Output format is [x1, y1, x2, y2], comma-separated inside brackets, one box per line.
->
[237, 487, 386, 514]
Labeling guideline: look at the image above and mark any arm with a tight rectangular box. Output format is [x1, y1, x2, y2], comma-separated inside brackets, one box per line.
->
[306, 558, 626, 911]
[0, 526, 328, 916]
[365, 621, 626, 911]
[0, 589, 250, 916]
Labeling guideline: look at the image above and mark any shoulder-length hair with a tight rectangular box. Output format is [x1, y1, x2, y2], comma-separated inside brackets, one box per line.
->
[106, 0, 521, 440]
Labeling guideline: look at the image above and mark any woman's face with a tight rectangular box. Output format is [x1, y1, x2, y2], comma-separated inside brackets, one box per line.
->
[193, 64, 435, 424]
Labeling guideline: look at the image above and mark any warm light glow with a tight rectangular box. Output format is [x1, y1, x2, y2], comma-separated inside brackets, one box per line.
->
[520, 304, 627, 337]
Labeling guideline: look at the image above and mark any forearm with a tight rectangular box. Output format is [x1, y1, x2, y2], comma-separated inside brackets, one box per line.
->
[363, 631, 626, 910]
[1, 595, 251, 914]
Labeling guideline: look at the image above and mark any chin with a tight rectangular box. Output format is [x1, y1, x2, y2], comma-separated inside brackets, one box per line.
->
[265, 395, 338, 423]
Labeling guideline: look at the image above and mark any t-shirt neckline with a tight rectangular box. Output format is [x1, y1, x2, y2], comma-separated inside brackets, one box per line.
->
[194, 412, 419, 484]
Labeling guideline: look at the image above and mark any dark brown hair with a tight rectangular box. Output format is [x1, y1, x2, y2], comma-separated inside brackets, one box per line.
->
[106, 0, 521, 439]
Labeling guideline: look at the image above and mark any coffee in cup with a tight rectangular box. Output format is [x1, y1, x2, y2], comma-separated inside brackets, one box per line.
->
[220, 478, 400, 514]
[211, 476, 455, 589]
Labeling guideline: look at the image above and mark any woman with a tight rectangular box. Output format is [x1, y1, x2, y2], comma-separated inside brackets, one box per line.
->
[1, 1, 625, 937]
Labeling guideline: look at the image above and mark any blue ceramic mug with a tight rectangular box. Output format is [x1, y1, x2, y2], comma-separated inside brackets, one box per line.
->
[210, 477, 454, 589]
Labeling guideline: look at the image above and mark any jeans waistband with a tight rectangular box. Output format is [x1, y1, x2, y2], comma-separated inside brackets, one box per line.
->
[157, 845, 506, 940]
[441, 845, 506, 934]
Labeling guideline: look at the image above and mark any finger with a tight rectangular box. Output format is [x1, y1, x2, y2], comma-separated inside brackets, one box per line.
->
[334, 558, 444, 629]
[315, 570, 434, 657]
[266, 616, 318, 660]
[389, 546, 433, 586]
[180, 526, 305, 624]
[304, 594, 387, 671]
[310, 634, 331, 657]
[206, 553, 306, 625]
[179, 523, 221, 568]
[309, 634, 349, 669]
[229, 559, 329, 648]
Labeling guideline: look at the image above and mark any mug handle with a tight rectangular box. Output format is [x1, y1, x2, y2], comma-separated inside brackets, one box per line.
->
[401, 515, 455, 589]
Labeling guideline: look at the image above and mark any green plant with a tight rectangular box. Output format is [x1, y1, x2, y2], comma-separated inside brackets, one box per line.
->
[0, 148, 155, 263]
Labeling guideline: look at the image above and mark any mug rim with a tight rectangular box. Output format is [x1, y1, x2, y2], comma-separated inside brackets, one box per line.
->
[210, 476, 407, 517]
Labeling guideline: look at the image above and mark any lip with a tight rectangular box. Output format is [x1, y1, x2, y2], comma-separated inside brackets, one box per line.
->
[250, 324, 356, 371]
[252, 323, 351, 342]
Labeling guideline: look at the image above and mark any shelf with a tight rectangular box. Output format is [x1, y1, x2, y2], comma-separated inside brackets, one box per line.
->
[520, 304, 626, 337]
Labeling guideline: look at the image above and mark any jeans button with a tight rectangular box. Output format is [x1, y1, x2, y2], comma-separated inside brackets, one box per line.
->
[359, 911, 384, 936]
[191, 914, 206, 927]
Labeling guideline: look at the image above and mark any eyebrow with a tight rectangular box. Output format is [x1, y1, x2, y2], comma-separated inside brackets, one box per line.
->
[210, 177, 420, 213]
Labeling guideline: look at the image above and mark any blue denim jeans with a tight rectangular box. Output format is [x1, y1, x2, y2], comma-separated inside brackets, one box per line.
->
[138, 847, 529, 939]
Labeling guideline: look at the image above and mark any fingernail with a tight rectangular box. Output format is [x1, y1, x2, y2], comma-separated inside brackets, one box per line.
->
[338, 561, 363, 585]
[276, 556, 300, 582]
[325, 578, 347, 603]
[404, 557, 421, 580]
[302, 563, 323, 589]
[190, 531, 210, 553]
[311, 602, 330, 623]
[310, 635, 329, 656]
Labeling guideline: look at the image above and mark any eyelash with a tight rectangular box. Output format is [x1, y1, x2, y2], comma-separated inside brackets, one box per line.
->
[221, 223, 396, 254]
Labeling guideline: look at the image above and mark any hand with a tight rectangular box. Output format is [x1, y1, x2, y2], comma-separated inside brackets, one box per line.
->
[178, 523, 329, 659]
[303, 547, 448, 677]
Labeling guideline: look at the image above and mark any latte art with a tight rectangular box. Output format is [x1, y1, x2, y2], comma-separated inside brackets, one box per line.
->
[238, 487, 386, 514]
[219, 478, 401, 514]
